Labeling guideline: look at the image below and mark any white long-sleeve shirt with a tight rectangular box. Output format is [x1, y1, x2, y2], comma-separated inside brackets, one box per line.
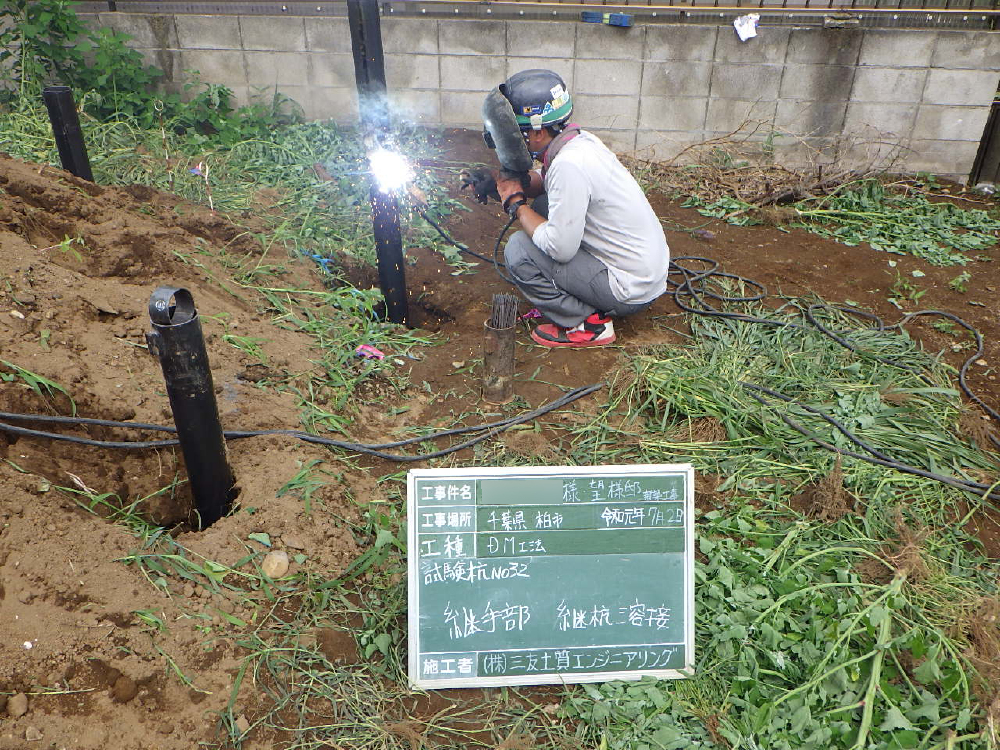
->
[530, 131, 670, 305]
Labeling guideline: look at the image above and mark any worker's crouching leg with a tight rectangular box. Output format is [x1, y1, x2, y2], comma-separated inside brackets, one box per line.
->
[503, 231, 598, 328]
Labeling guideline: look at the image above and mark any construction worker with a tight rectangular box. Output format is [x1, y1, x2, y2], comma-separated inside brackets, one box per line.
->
[487, 69, 670, 348]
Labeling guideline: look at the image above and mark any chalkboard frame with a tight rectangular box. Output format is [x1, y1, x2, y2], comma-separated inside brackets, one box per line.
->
[407, 463, 695, 689]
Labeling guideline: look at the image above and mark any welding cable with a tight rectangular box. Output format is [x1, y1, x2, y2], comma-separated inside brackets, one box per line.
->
[670, 263, 1000, 494]
[667, 258, 998, 430]
[900, 310, 1000, 429]
[803, 301, 1000, 451]
[655, 253, 1000, 495]
[0, 383, 602, 462]
[420, 206, 517, 286]
[741, 382, 1000, 502]
[412, 204, 525, 287]
[416, 207, 504, 268]
[491, 213, 519, 286]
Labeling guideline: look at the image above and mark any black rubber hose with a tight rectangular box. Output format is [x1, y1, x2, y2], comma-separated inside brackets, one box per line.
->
[0, 384, 603, 462]
[742, 382, 1000, 501]
[491, 212, 519, 286]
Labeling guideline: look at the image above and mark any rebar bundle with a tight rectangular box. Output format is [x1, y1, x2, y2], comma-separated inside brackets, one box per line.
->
[489, 293, 519, 330]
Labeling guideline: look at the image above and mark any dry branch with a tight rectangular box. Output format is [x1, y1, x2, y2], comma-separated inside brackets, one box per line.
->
[627, 119, 911, 210]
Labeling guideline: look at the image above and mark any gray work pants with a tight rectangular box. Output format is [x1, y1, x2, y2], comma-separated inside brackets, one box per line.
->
[503, 195, 654, 328]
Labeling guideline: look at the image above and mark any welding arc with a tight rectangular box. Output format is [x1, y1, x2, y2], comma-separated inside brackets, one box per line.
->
[0, 383, 602, 462]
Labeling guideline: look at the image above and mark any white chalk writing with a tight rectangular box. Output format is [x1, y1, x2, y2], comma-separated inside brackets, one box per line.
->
[486, 510, 528, 531]
[423, 560, 530, 585]
[443, 601, 531, 640]
[485, 536, 546, 556]
[534, 511, 563, 529]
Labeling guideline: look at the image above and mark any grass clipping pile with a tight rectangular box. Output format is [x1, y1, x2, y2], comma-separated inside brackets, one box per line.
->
[0, 154, 381, 749]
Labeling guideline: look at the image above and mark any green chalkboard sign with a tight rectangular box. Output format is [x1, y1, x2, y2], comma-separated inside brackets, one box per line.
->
[407, 464, 695, 688]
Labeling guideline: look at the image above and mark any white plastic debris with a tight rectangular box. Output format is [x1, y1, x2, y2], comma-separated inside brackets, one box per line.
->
[734, 13, 760, 41]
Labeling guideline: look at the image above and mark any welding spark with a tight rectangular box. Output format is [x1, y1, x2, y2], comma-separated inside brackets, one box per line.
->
[369, 149, 412, 193]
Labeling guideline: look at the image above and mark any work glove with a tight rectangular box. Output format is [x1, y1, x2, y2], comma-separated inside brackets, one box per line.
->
[460, 169, 499, 204]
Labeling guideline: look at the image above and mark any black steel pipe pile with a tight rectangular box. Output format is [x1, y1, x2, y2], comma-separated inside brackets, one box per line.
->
[42, 86, 94, 182]
[145, 287, 235, 529]
[369, 186, 409, 324]
[348, 0, 408, 325]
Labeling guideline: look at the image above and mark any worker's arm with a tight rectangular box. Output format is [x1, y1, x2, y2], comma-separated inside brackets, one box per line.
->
[495, 176, 546, 236]
[523, 161, 589, 262]
[523, 169, 544, 198]
[510, 202, 547, 236]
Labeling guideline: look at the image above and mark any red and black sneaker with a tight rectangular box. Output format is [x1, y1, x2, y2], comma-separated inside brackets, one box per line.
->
[530, 313, 616, 348]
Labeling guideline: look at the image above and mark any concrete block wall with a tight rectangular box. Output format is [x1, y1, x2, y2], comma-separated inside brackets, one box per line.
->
[85, 12, 1000, 178]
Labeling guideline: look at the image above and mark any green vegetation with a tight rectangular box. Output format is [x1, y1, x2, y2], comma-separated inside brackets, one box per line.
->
[562, 292, 1000, 750]
[950, 271, 972, 294]
[0, 0, 300, 131]
[791, 181, 1000, 266]
[0, 358, 76, 413]
[682, 180, 1000, 267]
[888, 271, 927, 309]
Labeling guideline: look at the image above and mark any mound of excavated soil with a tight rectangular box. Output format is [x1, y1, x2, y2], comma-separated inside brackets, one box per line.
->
[0, 155, 367, 749]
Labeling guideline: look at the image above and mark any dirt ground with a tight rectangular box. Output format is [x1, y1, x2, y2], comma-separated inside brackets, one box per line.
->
[1, 129, 999, 749]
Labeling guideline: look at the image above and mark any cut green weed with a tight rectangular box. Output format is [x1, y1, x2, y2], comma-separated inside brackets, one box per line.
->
[565, 287, 1000, 749]
[680, 180, 1000, 266]
[0, 358, 76, 414]
[276, 459, 333, 515]
[222, 333, 269, 364]
[791, 180, 1000, 266]
[949, 271, 972, 294]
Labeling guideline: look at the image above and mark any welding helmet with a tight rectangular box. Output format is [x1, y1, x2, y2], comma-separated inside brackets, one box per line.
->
[482, 87, 534, 173]
[501, 69, 573, 132]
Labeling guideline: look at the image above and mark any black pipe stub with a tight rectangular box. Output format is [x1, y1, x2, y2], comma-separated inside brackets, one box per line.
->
[149, 285, 196, 326]
[42, 85, 94, 183]
[146, 286, 235, 530]
[369, 186, 409, 325]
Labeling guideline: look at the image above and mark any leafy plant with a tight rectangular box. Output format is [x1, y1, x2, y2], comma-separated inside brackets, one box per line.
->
[0, 0, 91, 98]
[682, 194, 763, 227]
[887, 271, 926, 309]
[0, 0, 301, 134]
[791, 180, 1000, 266]
[949, 271, 972, 293]
[932, 319, 958, 336]
[0, 0, 163, 123]
[41, 233, 85, 260]
[0, 358, 76, 413]
[681, 180, 1000, 266]
[75, 27, 163, 124]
